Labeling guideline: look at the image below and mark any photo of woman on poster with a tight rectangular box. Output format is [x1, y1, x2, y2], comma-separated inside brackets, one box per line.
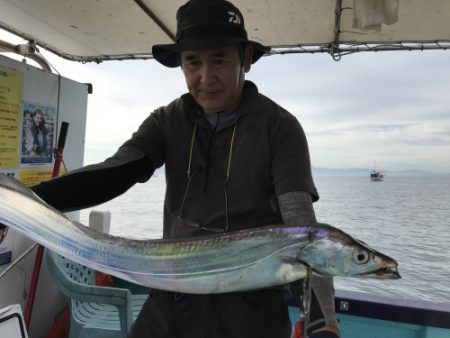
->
[27, 109, 48, 156]
[21, 102, 55, 164]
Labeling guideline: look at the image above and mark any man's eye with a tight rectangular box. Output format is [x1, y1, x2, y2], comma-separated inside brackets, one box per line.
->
[183, 60, 201, 69]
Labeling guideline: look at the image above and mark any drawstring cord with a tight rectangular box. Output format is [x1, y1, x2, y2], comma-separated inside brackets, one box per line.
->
[179, 121, 238, 232]
[226, 123, 237, 180]
[177, 124, 198, 222]
[187, 124, 197, 177]
[224, 122, 238, 232]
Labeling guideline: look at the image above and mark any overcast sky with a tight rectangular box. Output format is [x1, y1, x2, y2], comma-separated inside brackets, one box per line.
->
[2, 31, 450, 173]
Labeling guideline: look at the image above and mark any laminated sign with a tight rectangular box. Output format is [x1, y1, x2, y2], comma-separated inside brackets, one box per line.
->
[0, 66, 22, 169]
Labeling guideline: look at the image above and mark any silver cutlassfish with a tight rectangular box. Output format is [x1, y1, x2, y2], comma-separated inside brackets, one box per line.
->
[0, 175, 400, 293]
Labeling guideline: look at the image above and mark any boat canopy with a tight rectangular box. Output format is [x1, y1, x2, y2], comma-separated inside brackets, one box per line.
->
[1, 0, 450, 63]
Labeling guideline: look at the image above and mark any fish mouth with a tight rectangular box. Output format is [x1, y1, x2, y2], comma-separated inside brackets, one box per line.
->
[358, 266, 401, 279]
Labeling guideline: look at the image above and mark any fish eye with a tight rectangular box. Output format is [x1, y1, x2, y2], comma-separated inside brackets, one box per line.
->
[353, 249, 370, 264]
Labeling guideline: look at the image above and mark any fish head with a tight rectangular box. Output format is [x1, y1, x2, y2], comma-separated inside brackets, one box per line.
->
[296, 223, 400, 279]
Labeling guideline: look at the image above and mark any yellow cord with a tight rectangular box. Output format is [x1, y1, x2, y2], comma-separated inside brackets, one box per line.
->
[187, 124, 197, 177]
[188, 122, 237, 179]
[226, 123, 238, 179]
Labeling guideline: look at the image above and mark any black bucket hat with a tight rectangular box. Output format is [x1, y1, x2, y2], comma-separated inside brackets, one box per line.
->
[152, 0, 270, 67]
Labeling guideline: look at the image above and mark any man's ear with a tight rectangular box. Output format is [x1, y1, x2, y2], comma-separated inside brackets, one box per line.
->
[243, 46, 254, 72]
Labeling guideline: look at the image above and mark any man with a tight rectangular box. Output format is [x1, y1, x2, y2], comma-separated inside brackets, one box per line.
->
[32, 0, 340, 337]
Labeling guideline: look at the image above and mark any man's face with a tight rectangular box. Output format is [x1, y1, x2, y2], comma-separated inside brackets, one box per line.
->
[181, 46, 252, 113]
[24, 114, 33, 127]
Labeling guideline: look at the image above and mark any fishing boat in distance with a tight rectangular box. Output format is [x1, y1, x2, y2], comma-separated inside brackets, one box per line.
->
[1, 1, 450, 338]
[370, 169, 384, 182]
[370, 162, 384, 181]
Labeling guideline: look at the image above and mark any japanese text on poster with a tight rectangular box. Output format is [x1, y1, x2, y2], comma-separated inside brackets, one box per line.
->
[0, 66, 22, 169]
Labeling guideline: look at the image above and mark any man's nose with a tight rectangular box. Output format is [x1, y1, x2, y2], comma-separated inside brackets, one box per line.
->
[199, 63, 217, 83]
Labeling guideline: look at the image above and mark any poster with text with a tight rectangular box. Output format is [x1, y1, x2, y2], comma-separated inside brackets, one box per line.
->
[0, 226, 13, 268]
[0, 170, 17, 179]
[0, 66, 22, 169]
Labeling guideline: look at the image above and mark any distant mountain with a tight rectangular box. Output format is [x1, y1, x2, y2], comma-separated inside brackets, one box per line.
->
[385, 169, 449, 177]
[312, 167, 368, 176]
[153, 166, 447, 177]
[312, 167, 447, 177]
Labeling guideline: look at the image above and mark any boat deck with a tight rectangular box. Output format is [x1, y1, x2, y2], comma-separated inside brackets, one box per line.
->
[288, 289, 450, 338]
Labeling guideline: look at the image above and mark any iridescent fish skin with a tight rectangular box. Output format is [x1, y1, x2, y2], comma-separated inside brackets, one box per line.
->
[0, 175, 400, 294]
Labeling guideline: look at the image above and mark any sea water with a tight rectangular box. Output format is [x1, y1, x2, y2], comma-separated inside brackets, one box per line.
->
[80, 174, 450, 304]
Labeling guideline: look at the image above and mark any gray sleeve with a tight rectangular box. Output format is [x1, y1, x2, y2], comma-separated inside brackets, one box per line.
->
[278, 191, 339, 330]
[278, 191, 317, 225]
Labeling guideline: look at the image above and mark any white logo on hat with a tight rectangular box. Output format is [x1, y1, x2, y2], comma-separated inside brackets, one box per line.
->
[228, 11, 241, 24]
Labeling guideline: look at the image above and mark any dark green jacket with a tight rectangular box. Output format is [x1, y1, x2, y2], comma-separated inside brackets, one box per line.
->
[123, 81, 318, 238]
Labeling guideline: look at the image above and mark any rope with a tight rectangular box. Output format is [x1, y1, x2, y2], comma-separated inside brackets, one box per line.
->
[53, 148, 68, 173]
